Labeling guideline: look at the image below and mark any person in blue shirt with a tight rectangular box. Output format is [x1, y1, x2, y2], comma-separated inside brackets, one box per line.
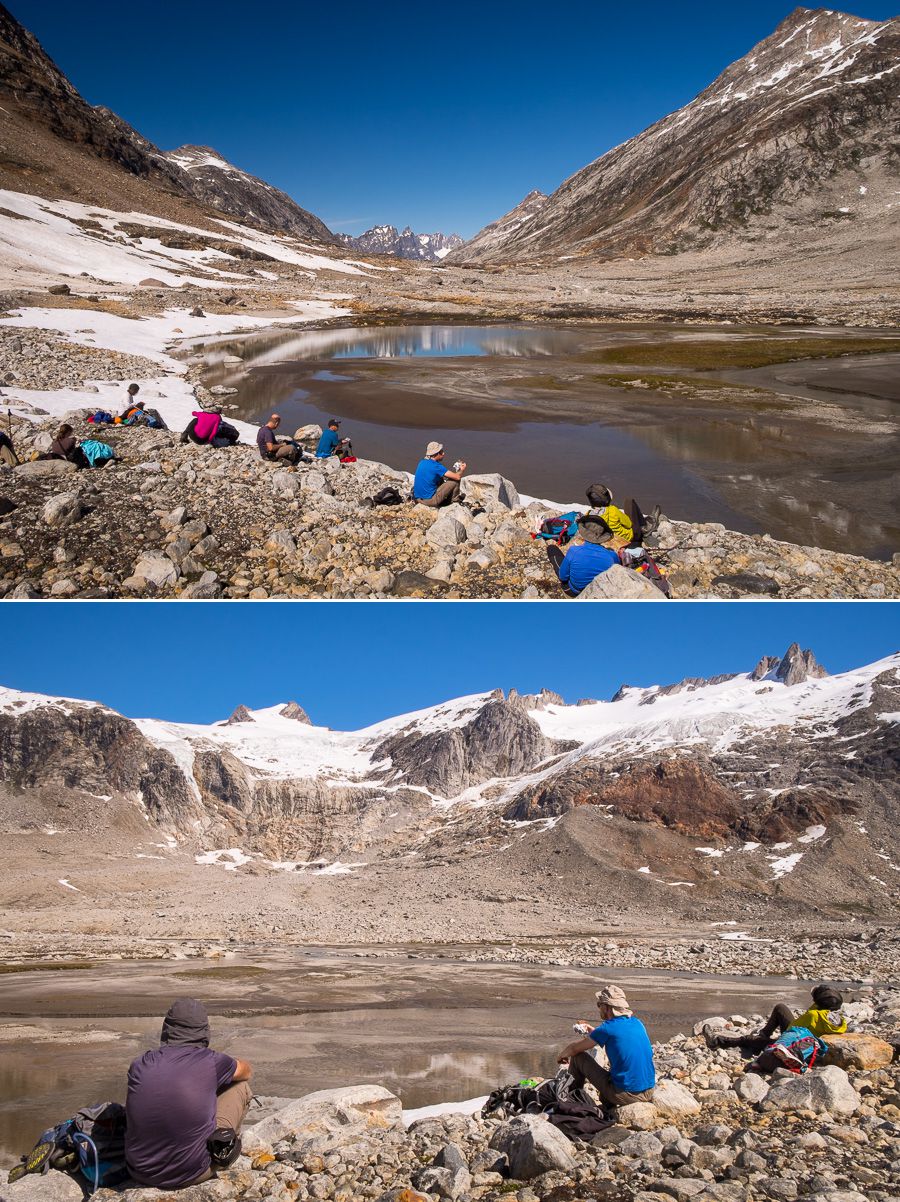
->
[547, 515, 619, 597]
[315, 418, 352, 459]
[558, 984, 656, 1112]
[412, 441, 467, 507]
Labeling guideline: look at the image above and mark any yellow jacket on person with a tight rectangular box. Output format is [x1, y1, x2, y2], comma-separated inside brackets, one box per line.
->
[790, 1007, 848, 1036]
[590, 504, 634, 544]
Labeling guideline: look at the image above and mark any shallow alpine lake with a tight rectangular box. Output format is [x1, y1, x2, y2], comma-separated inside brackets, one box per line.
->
[199, 321, 900, 559]
[0, 948, 817, 1165]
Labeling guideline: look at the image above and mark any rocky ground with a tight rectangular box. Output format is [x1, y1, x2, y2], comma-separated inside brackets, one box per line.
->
[4, 990, 899, 1202]
[1, 400, 898, 600]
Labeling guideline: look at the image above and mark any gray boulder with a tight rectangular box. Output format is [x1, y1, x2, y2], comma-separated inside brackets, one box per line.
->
[242, 1084, 402, 1151]
[270, 470, 300, 498]
[619, 1131, 664, 1159]
[126, 552, 178, 591]
[14, 459, 77, 478]
[302, 471, 332, 495]
[1, 1169, 86, 1201]
[488, 1113, 576, 1179]
[463, 472, 520, 509]
[761, 1065, 860, 1117]
[577, 564, 666, 600]
[41, 493, 84, 527]
[652, 1079, 701, 1117]
[426, 516, 467, 549]
[265, 529, 297, 554]
[734, 1073, 769, 1103]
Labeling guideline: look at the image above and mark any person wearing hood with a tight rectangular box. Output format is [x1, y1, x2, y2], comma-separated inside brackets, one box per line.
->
[557, 985, 656, 1112]
[125, 998, 253, 1190]
[181, 411, 239, 448]
[704, 983, 847, 1052]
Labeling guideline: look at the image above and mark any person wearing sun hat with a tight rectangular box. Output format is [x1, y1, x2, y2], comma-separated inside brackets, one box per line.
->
[548, 513, 620, 597]
[412, 440, 467, 507]
[557, 984, 656, 1112]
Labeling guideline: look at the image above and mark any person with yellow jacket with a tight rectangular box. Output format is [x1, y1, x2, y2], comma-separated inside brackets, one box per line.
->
[585, 484, 660, 550]
[705, 983, 846, 1052]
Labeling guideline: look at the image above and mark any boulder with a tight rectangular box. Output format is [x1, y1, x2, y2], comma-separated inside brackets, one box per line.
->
[426, 516, 467, 549]
[41, 493, 84, 527]
[577, 564, 666, 600]
[126, 551, 178, 591]
[619, 1131, 664, 1159]
[265, 529, 296, 554]
[734, 1072, 770, 1103]
[617, 1101, 660, 1129]
[14, 459, 77, 478]
[488, 1113, 576, 1179]
[302, 471, 332, 495]
[242, 1084, 402, 1152]
[161, 505, 187, 530]
[653, 1080, 701, 1117]
[462, 472, 520, 510]
[820, 1033, 894, 1070]
[293, 424, 323, 443]
[270, 470, 300, 498]
[1, 1168, 86, 1201]
[761, 1065, 860, 1117]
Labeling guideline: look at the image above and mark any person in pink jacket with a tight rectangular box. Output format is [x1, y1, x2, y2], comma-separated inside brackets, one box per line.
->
[180, 411, 239, 447]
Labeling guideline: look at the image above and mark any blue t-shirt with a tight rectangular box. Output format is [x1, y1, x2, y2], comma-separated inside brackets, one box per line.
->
[413, 457, 448, 499]
[589, 1014, 656, 1093]
[126, 1045, 237, 1189]
[558, 543, 619, 595]
[315, 428, 340, 457]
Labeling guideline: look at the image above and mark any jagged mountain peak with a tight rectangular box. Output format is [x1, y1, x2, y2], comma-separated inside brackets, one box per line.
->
[337, 223, 465, 262]
[774, 643, 828, 686]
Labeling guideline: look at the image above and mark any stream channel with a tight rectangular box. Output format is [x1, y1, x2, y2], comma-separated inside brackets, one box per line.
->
[0, 948, 819, 1164]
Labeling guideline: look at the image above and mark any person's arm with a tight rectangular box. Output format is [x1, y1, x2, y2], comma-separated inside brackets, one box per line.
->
[445, 461, 467, 481]
[558, 548, 573, 584]
[557, 1035, 595, 1064]
[231, 1058, 253, 1082]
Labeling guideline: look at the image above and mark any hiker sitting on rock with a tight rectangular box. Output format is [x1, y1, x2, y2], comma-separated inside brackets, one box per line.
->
[117, 384, 143, 424]
[315, 417, 352, 460]
[258, 413, 302, 464]
[126, 998, 253, 1191]
[704, 983, 847, 1053]
[558, 985, 656, 1115]
[548, 514, 619, 597]
[412, 441, 466, 507]
[47, 423, 89, 469]
[181, 411, 239, 448]
[586, 484, 661, 549]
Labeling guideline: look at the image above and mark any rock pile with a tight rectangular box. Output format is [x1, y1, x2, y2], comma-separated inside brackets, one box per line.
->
[1, 413, 898, 600]
[5, 992, 898, 1202]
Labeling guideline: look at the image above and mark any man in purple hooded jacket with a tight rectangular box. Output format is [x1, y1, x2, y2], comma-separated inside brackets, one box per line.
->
[125, 998, 253, 1190]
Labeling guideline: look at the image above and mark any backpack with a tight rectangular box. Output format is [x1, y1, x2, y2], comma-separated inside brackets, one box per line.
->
[620, 546, 671, 597]
[88, 411, 114, 425]
[371, 486, 404, 506]
[532, 510, 582, 544]
[749, 1026, 826, 1076]
[79, 439, 115, 467]
[12, 1102, 127, 1194]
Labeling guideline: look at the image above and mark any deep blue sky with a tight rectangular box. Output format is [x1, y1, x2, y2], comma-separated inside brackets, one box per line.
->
[11, 1, 898, 237]
[1, 603, 895, 728]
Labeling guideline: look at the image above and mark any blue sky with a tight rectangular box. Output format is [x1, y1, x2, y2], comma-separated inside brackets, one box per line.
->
[12, 0, 898, 237]
[1, 603, 895, 728]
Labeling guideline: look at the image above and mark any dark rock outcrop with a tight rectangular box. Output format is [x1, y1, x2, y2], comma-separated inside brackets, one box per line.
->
[280, 702, 312, 724]
[774, 643, 828, 686]
[224, 705, 254, 725]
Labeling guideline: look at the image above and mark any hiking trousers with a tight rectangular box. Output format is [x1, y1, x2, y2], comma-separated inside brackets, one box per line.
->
[546, 544, 578, 597]
[569, 1052, 654, 1109]
[716, 1003, 795, 1053]
[417, 480, 461, 507]
[216, 1079, 253, 1133]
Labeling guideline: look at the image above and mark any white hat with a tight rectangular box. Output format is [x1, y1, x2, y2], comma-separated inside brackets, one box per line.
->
[426, 441, 444, 457]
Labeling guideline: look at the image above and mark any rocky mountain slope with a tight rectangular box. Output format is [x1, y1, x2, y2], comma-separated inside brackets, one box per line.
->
[337, 224, 464, 261]
[1, 648, 897, 927]
[0, 3, 332, 241]
[455, 8, 900, 262]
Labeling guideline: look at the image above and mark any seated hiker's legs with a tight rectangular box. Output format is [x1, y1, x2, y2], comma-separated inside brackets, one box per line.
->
[546, 544, 577, 597]
[215, 1080, 252, 1133]
[419, 480, 461, 507]
[711, 1002, 795, 1052]
[759, 1002, 795, 1040]
[274, 444, 299, 464]
[569, 1053, 651, 1109]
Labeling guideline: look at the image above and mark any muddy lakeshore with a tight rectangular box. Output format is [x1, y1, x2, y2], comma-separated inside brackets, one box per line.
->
[0, 948, 819, 1168]
[201, 322, 900, 560]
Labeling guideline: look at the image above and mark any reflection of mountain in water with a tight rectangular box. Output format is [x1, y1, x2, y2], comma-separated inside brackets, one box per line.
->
[230, 325, 578, 367]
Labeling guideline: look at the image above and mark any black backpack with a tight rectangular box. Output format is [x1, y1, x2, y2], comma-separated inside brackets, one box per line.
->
[370, 486, 404, 506]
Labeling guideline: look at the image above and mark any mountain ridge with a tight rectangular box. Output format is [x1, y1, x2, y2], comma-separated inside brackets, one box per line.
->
[336, 224, 464, 261]
[454, 7, 900, 263]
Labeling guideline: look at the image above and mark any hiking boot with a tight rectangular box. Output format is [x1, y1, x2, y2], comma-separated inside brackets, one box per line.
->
[642, 504, 661, 537]
[8, 1140, 55, 1182]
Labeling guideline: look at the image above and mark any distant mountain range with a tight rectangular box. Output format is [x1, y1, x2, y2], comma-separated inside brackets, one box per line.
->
[452, 7, 900, 262]
[336, 225, 464, 261]
[2, 646, 897, 920]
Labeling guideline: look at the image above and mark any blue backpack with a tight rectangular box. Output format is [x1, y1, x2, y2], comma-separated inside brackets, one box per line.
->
[79, 439, 115, 467]
[532, 510, 582, 545]
[12, 1102, 128, 1194]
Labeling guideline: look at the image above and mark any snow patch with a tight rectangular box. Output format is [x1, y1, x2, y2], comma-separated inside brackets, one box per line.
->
[195, 848, 252, 871]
